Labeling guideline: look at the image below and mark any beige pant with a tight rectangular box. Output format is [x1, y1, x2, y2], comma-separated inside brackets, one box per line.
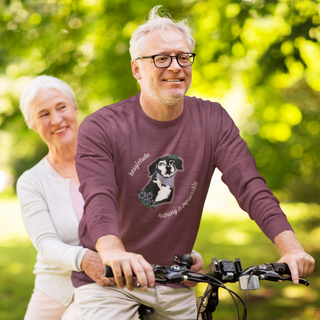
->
[24, 288, 78, 320]
[75, 284, 197, 320]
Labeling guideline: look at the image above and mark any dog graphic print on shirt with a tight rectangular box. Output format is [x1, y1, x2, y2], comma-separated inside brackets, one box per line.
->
[138, 154, 183, 209]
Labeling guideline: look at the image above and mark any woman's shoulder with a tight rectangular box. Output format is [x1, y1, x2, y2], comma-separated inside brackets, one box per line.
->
[17, 157, 47, 186]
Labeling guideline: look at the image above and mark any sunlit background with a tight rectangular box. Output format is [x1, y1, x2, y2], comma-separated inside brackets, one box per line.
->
[0, 0, 320, 319]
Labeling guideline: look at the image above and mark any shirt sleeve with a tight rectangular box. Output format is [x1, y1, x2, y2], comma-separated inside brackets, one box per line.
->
[17, 171, 88, 272]
[213, 105, 293, 242]
[75, 113, 120, 247]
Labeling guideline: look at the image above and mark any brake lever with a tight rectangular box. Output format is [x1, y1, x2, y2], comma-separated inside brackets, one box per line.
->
[262, 263, 310, 286]
[260, 272, 310, 286]
[153, 265, 188, 284]
[243, 263, 310, 287]
[260, 271, 281, 282]
[298, 278, 310, 286]
[277, 275, 310, 286]
[154, 277, 168, 284]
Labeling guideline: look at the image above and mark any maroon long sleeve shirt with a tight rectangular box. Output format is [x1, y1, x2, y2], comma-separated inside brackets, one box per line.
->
[72, 93, 293, 287]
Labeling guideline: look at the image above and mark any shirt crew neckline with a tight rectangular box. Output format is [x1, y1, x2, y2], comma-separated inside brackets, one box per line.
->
[134, 92, 188, 127]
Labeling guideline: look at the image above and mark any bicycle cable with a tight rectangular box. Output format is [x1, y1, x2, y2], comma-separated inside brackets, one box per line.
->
[187, 271, 243, 320]
[242, 272, 254, 320]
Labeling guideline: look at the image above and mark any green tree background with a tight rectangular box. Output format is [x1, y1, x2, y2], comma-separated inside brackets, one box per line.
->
[1, 0, 320, 204]
[0, 0, 320, 319]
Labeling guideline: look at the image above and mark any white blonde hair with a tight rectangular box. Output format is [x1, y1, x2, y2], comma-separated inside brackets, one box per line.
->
[129, 6, 195, 60]
[19, 75, 77, 129]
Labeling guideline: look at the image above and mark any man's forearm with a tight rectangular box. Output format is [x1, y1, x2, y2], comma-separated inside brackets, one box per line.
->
[274, 230, 304, 254]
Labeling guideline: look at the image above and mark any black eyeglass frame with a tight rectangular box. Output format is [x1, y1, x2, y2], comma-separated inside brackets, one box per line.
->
[135, 53, 196, 68]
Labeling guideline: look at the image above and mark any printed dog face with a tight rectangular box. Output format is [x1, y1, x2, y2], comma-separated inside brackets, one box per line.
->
[138, 155, 184, 209]
[148, 155, 183, 178]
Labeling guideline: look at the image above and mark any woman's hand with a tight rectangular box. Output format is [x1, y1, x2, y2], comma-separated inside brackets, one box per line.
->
[81, 250, 115, 287]
[182, 252, 204, 288]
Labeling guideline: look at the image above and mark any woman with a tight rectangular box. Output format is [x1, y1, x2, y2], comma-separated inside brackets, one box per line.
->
[17, 75, 203, 319]
[17, 75, 112, 320]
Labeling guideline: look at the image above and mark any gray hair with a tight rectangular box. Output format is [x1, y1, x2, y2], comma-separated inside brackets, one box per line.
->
[129, 6, 195, 60]
[19, 75, 77, 129]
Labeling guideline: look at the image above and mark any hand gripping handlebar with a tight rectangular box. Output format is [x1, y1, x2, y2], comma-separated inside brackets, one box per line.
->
[102, 254, 310, 320]
[103, 254, 309, 287]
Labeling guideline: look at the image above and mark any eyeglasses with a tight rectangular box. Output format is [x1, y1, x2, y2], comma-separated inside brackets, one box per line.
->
[135, 53, 196, 68]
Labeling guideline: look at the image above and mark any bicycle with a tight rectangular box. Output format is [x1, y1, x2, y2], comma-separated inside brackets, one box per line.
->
[103, 253, 310, 320]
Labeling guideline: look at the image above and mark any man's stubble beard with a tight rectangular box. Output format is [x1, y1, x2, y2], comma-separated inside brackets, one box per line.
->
[146, 82, 191, 107]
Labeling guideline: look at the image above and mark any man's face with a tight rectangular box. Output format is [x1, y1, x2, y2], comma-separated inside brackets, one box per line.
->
[132, 28, 193, 108]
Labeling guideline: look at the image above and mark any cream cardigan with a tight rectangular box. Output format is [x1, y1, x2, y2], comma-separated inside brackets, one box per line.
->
[17, 158, 87, 306]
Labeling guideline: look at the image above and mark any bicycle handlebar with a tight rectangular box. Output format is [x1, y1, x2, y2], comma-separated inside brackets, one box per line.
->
[103, 254, 309, 288]
[102, 254, 310, 320]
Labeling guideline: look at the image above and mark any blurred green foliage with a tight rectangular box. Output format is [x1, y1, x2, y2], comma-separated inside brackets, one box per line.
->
[0, 240, 36, 320]
[0, 0, 320, 207]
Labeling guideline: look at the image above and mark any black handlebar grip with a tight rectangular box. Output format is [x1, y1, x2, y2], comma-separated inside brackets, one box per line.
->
[103, 265, 114, 277]
[103, 266, 137, 278]
[272, 263, 290, 274]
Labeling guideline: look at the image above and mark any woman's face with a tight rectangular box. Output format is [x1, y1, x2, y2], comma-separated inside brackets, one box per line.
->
[31, 88, 78, 151]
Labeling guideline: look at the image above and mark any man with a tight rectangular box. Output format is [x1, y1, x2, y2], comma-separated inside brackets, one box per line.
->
[72, 6, 315, 320]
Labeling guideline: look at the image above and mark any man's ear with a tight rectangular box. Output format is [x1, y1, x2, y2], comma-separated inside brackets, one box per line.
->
[131, 60, 141, 80]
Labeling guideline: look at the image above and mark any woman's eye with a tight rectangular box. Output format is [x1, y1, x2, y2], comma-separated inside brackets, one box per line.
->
[40, 113, 49, 118]
[59, 105, 66, 110]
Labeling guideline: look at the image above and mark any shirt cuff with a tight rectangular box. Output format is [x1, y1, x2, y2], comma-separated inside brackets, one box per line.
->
[75, 247, 89, 272]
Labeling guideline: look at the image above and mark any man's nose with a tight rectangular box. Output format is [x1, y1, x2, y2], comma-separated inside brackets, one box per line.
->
[168, 57, 182, 71]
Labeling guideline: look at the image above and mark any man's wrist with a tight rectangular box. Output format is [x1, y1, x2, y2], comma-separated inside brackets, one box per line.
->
[274, 230, 305, 255]
[95, 234, 125, 256]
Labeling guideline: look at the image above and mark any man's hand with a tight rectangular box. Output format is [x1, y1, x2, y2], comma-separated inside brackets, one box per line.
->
[181, 251, 204, 288]
[95, 235, 155, 291]
[274, 230, 315, 284]
[81, 250, 115, 287]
